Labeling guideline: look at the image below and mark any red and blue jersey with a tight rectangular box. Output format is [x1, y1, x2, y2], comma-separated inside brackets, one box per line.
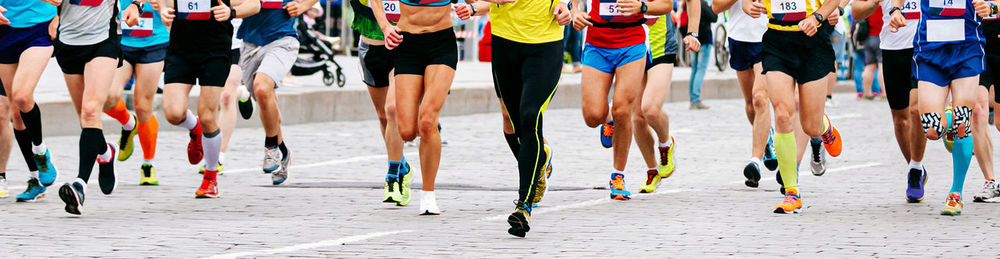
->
[585, 0, 647, 48]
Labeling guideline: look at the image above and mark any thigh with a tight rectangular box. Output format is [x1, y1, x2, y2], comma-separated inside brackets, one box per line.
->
[82, 57, 118, 110]
[394, 74, 424, 125]
[643, 64, 674, 108]
[765, 71, 797, 128]
[109, 61, 135, 99]
[197, 53, 232, 87]
[917, 82, 949, 116]
[951, 76, 981, 108]
[612, 58, 646, 106]
[12, 46, 52, 91]
[419, 65, 455, 115]
[798, 76, 830, 127]
[581, 66, 614, 116]
[134, 62, 164, 101]
[162, 83, 193, 116]
[257, 39, 299, 89]
[519, 40, 563, 109]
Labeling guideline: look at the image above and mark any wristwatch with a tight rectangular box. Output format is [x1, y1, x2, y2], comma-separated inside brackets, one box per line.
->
[229, 7, 237, 20]
[888, 6, 902, 16]
[991, 1, 998, 15]
[640, 2, 648, 14]
[813, 12, 825, 22]
[130, 0, 143, 9]
[470, 3, 478, 15]
[687, 32, 698, 38]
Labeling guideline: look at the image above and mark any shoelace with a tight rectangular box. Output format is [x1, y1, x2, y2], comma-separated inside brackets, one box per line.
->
[24, 179, 39, 193]
[611, 177, 625, 190]
[34, 154, 48, 171]
[811, 142, 821, 162]
[603, 124, 614, 137]
[782, 194, 799, 204]
[659, 146, 670, 166]
[821, 127, 836, 144]
[645, 172, 656, 185]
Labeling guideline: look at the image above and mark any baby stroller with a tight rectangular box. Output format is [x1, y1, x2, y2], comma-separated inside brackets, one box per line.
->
[292, 17, 345, 87]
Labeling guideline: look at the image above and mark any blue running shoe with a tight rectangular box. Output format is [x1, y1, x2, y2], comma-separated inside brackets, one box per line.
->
[35, 150, 58, 187]
[16, 178, 46, 202]
[600, 121, 614, 148]
[763, 130, 778, 171]
[609, 172, 631, 200]
[906, 167, 927, 203]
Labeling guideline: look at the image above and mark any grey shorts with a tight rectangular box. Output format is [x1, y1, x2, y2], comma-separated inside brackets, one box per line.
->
[239, 36, 299, 89]
[863, 37, 882, 65]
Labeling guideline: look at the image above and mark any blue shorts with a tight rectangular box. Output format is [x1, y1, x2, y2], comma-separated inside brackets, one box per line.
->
[121, 42, 169, 65]
[729, 38, 762, 71]
[913, 42, 985, 87]
[0, 21, 53, 64]
[582, 43, 646, 74]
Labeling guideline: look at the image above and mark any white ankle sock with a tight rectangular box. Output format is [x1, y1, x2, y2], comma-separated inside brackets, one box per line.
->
[909, 160, 923, 170]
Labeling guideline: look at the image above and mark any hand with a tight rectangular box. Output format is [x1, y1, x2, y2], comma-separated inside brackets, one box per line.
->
[745, 0, 765, 18]
[149, 0, 161, 11]
[160, 7, 176, 27]
[615, 0, 642, 15]
[0, 5, 8, 26]
[454, 3, 473, 20]
[382, 25, 403, 49]
[284, 0, 308, 17]
[124, 3, 141, 27]
[974, 0, 992, 17]
[211, 0, 232, 21]
[572, 10, 591, 30]
[553, 2, 572, 25]
[887, 9, 906, 32]
[798, 15, 819, 36]
[683, 35, 700, 51]
[828, 8, 839, 26]
[41, 0, 62, 6]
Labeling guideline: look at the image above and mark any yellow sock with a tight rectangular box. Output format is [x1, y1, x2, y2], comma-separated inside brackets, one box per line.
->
[823, 115, 831, 131]
[774, 131, 797, 191]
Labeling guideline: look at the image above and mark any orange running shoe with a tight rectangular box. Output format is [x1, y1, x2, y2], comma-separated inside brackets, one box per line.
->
[600, 121, 614, 148]
[609, 172, 631, 200]
[773, 188, 802, 214]
[940, 192, 963, 215]
[820, 114, 842, 157]
[195, 171, 220, 198]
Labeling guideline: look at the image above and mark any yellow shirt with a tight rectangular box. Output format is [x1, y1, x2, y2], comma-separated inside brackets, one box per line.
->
[490, 0, 564, 43]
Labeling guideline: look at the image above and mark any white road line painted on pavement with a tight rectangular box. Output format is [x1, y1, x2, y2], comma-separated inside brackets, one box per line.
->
[223, 152, 419, 174]
[204, 230, 414, 259]
[731, 162, 883, 185]
[479, 189, 683, 222]
[828, 113, 863, 120]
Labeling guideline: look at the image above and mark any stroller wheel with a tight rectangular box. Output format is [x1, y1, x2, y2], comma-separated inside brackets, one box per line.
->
[336, 68, 345, 88]
[322, 70, 334, 87]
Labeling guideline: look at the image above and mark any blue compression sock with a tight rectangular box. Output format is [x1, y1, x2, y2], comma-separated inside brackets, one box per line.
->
[950, 136, 973, 193]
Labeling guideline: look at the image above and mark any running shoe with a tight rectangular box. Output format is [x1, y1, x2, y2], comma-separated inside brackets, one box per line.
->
[763, 130, 778, 171]
[906, 167, 927, 203]
[238, 86, 254, 120]
[187, 122, 204, 165]
[34, 149, 58, 187]
[97, 143, 117, 195]
[940, 192, 963, 216]
[198, 163, 224, 175]
[139, 163, 159, 186]
[973, 180, 1000, 203]
[117, 114, 138, 161]
[195, 173, 220, 198]
[600, 121, 614, 148]
[507, 200, 532, 238]
[544, 144, 553, 179]
[810, 138, 827, 176]
[776, 170, 785, 194]
[262, 146, 282, 173]
[609, 172, 631, 200]
[58, 179, 86, 215]
[272, 148, 291, 185]
[16, 178, 46, 202]
[944, 107, 955, 153]
[820, 114, 843, 157]
[639, 169, 662, 193]
[743, 160, 762, 188]
[531, 146, 551, 204]
[658, 137, 675, 178]
[396, 161, 413, 206]
[773, 188, 802, 214]
[383, 170, 401, 203]
[0, 176, 6, 198]
[419, 191, 441, 215]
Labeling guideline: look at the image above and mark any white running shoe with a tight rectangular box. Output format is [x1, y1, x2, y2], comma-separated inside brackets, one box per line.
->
[262, 147, 282, 173]
[0, 177, 7, 198]
[974, 180, 1000, 203]
[419, 191, 441, 215]
[810, 138, 827, 176]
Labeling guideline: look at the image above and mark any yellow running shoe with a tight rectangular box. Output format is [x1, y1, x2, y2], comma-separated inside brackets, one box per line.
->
[383, 169, 401, 203]
[658, 137, 676, 178]
[532, 145, 551, 204]
[773, 188, 802, 214]
[944, 107, 954, 153]
[940, 192, 963, 216]
[139, 163, 159, 186]
[639, 169, 661, 193]
[117, 114, 139, 161]
[396, 162, 413, 206]
[198, 163, 224, 175]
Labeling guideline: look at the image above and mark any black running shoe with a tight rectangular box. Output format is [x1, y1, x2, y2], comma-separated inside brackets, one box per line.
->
[238, 94, 254, 120]
[507, 201, 531, 238]
[97, 143, 117, 195]
[59, 180, 86, 215]
[744, 161, 762, 188]
[776, 170, 785, 194]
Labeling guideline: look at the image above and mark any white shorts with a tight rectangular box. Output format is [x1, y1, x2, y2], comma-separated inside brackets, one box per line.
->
[239, 36, 299, 89]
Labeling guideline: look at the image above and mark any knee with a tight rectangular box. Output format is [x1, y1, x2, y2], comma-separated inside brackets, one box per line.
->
[640, 104, 660, 122]
[583, 109, 606, 128]
[751, 91, 769, 110]
[416, 115, 438, 138]
[11, 93, 32, 110]
[632, 111, 648, 127]
[81, 102, 103, 123]
[163, 108, 186, 125]
[773, 109, 794, 129]
[133, 102, 152, 118]
[973, 103, 989, 122]
[399, 124, 417, 141]
[252, 80, 273, 98]
[804, 121, 825, 137]
[610, 104, 633, 123]
[220, 91, 236, 109]
[892, 114, 910, 131]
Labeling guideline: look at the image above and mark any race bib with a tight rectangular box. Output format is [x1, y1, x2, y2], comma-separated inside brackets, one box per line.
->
[929, 0, 965, 16]
[770, 0, 807, 21]
[384, 0, 401, 23]
[177, 0, 212, 20]
[122, 12, 154, 37]
[596, 0, 641, 22]
[926, 19, 965, 42]
[598, 2, 624, 16]
[262, 0, 284, 9]
[70, 0, 104, 6]
[902, 0, 921, 19]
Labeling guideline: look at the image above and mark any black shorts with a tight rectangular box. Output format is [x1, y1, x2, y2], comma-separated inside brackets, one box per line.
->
[121, 42, 169, 65]
[230, 48, 240, 65]
[981, 51, 1000, 103]
[360, 41, 395, 88]
[54, 36, 122, 75]
[882, 48, 917, 110]
[761, 28, 835, 85]
[729, 38, 762, 71]
[164, 49, 230, 87]
[646, 54, 676, 70]
[394, 28, 458, 75]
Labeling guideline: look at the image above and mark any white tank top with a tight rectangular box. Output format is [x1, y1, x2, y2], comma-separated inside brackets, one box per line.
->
[726, 0, 767, 43]
[879, 0, 919, 50]
[231, 18, 243, 50]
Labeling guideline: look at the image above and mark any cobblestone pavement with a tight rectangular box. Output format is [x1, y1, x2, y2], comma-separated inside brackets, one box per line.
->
[2, 95, 1000, 257]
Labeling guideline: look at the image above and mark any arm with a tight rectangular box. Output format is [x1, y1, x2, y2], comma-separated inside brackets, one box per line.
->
[851, 0, 878, 21]
[618, 0, 671, 15]
[232, 0, 261, 18]
[796, 0, 841, 36]
[473, 1, 491, 16]
[123, 0, 149, 26]
[370, 0, 403, 48]
[712, 0, 738, 13]
[886, 0, 904, 31]
[683, 0, 701, 51]
[572, 0, 592, 30]
[285, 0, 319, 17]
